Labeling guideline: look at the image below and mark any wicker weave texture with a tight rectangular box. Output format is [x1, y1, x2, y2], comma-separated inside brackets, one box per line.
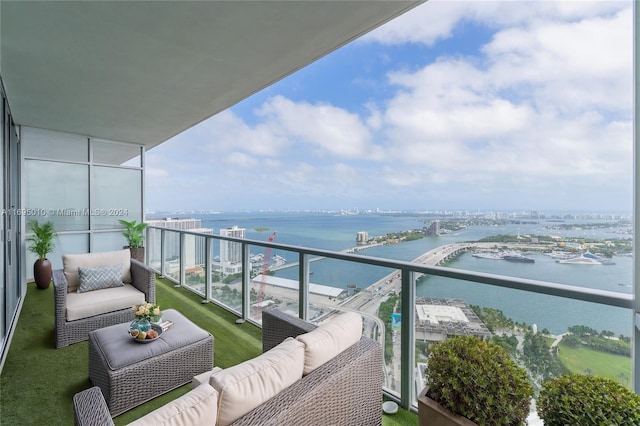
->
[74, 308, 383, 425]
[73, 386, 114, 426]
[53, 259, 155, 348]
[234, 336, 383, 426]
[88, 321, 214, 416]
[261, 307, 317, 352]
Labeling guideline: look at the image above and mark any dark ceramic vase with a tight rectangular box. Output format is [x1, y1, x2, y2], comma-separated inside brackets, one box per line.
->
[34, 258, 52, 290]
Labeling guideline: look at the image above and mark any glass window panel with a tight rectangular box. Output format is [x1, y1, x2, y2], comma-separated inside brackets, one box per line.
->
[209, 237, 244, 314]
[93, 231, 129, 253]
[163, 230, 181, 282]
[22, 127, 88, 162]
[248, 246, 300, 323]
[26, 233, 89, 279]
[93, 139, 141, 167]
[92, 166, 142, 229]
[147, 227, 163, 272]
[183, 234, 207, 296]
[24, 160, 89, 232]
[417, 273, 633, 410]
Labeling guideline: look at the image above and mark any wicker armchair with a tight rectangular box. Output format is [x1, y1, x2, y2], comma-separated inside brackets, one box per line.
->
[53, 257, 155, 348]
[74, 308, 383, 425]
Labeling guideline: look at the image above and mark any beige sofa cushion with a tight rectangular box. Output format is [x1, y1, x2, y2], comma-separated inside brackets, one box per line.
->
[66, 284, 145, 321]
[128, 383, 218, 426]
[296, 311, 363, 375]
[63, 249, 132, 293]
[211, 337, 305, 426]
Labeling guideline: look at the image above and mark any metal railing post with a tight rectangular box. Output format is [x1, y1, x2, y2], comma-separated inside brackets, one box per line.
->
[160, 229, 166, 278]
[241, 243, 251, 322]
[203, 236, 212, 304]
[633, 0, 639, 394]
[299, 252, 310, 320]
[400, 268, 416, 409]
[178, 232, 185, 287]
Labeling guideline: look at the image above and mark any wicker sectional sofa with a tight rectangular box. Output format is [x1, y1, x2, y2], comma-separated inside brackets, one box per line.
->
[74, 308, 384, 426]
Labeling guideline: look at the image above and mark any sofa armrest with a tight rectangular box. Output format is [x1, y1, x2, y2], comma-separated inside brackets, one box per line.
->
[261, 308, 317, 353]
[130, 258, 156, 303]
[52, 269, 68, 325]
[232, 337, 383, 426]
[73, 386, 114, 426]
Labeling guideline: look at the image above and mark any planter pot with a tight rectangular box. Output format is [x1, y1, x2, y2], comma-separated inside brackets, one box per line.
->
[418, 388, 478, 426]
[125, 246, 145, 263]
[33, 258, 52, 290]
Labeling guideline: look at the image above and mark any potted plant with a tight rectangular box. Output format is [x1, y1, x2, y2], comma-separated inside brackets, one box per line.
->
[118, 219, 148, 262]
[418, 335, 533, 425]
[26, 220, 57, 290]
[537, 373, 640, 425]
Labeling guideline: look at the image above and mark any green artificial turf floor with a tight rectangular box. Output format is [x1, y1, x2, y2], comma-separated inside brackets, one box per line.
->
[0, 276, 416, 425]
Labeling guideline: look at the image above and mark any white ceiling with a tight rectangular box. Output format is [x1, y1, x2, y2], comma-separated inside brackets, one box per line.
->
[1, 1, 422, 149]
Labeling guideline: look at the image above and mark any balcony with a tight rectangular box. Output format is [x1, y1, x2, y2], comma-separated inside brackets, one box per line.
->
[1, 225, 633, 424]
[147, 226, 635, 412]
[0, 273, 419, 424]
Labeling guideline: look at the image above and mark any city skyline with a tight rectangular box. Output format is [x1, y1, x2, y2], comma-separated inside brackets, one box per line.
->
[145, 1, 632, 213]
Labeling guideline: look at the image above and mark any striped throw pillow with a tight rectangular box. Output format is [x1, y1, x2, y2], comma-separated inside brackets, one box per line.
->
[77, 263, 123, 293]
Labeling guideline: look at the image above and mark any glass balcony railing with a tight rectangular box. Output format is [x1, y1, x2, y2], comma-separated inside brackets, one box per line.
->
[146, 226, 635, 411]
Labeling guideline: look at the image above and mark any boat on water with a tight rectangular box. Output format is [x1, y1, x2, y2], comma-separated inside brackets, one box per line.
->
[472, 251, 503, 260]
[502, 253, 535, 263]
[557, 255, 602, 265]
[545, 250, 575, 260]
[557, 251, 615, 265]
[473, 250, 535, 263]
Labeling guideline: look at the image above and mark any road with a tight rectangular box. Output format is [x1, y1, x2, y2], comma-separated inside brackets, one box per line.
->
[331, 240, 552, 391]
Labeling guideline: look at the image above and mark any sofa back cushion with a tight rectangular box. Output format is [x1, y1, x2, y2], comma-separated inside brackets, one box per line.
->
[128, 383, 218, 426]
[63, 249, 132, 293]
[211, 337, 305, 426]
[296, 311, 363, 375]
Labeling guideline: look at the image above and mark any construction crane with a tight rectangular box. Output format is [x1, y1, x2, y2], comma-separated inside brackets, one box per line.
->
[254, 231, 276, 319]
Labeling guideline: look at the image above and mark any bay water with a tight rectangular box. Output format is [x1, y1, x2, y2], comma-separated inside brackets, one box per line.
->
[152, 211, 633, 336]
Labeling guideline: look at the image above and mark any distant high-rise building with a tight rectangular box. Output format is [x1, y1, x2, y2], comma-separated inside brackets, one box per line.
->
[356, 231, 369, 244]
[146, 218, 213, 269]
[425, 220, 440, 236]
[220, 226, 246, 264]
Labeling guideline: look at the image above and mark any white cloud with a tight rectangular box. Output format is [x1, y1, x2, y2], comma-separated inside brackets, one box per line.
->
[364, 0, 628, 46]
[200, 110, 291, 157]
[225, 152, 258, 168]
[146, 1, 633, 211]
[257, 96, 383, 160]
[378, 2, 632, 196]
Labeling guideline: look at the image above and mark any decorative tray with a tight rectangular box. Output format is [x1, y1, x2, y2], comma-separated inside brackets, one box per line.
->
[128, 324, 163, 343]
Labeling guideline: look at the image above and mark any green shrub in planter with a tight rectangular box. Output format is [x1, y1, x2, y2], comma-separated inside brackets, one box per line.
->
[537, 374, 640, 425]
[425, 336, 533, 425]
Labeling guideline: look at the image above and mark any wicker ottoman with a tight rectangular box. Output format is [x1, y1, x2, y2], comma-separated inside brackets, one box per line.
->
[88, 309, 214, 416]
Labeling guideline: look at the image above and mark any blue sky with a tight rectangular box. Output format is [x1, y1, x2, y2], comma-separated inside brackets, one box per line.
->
[146, 1, 633, 213]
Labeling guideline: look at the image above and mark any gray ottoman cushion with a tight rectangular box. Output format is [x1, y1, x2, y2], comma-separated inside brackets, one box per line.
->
[92, 309, 211, 369]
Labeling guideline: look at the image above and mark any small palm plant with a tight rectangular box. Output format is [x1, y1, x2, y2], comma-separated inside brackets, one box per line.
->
[118, 219, 148, 249]
[26, 220, 56, 289]
[26, 220, 56, 260]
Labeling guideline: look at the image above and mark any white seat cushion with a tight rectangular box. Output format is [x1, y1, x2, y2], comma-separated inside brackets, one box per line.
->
[63, 249, 132, 293]
[296, 311, 363, 375]
[66, 284, 144, 321]
[128, 383, 218, 426]
[211, 337, 305, 426]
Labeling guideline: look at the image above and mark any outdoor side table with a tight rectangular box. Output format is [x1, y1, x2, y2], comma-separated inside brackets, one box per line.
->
[88, 309, 214, 417]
